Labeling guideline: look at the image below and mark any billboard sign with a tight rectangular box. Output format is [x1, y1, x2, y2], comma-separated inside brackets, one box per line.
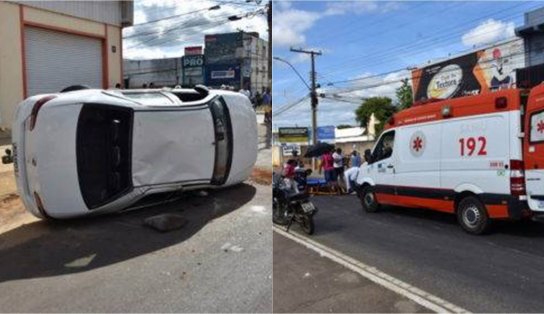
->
[317, 125, 336, 142]
[412, 39, 524, 102]
[282, 144, 301, 157]
[205, 33, 243, 64]
[205, 63, 241, 88]
[278, 127, 309, 143]
[185, 46, 203, 56]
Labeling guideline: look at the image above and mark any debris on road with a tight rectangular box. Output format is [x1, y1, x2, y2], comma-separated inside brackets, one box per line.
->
[144, 214, 188, 232]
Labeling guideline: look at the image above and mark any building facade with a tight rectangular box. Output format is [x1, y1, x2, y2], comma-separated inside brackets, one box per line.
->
[124, 57, 181, 88]
[0, 0, 133, 132]
[204, 31, 269, 95]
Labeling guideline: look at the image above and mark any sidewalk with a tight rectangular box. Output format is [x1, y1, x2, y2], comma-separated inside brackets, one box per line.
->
[273, 231, 428, 313]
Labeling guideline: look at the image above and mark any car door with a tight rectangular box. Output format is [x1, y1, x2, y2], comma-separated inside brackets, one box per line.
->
[524, 86, 544, 211]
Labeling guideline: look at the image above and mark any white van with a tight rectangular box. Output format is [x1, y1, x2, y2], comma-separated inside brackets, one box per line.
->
[355, 85, 544, 234]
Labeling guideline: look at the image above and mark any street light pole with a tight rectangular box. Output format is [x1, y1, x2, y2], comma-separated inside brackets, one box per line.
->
[289, 48, 322, 146]
[267, 1, 272, 90]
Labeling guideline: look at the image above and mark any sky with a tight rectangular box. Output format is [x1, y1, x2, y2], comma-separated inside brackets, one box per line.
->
[123, 0, 268, 60]
[272, 1, 542, 129]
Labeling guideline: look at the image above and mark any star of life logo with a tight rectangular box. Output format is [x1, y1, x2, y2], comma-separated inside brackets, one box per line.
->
[410, 131, 426, 157]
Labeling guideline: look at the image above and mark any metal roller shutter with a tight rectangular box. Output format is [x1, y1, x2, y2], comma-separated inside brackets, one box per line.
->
[25, 27, 103, 96]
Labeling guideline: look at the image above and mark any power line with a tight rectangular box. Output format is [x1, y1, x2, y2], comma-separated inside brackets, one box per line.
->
[125, 5, 220, 30]
[273, 95, 310, 117]
[317, 2, 536, 75]
[126, 8, 265, 50]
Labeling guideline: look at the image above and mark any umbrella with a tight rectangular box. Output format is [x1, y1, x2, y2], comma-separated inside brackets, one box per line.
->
[304, 142, 334, 158]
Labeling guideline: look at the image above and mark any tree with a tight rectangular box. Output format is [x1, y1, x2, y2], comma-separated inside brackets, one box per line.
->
[395, 78, 413, 110]
[355, 97, 396, 136]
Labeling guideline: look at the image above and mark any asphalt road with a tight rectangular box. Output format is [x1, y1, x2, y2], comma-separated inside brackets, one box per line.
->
[293, 194, 544, 313]
[273, 232, 427, 313]
[0, 183, 272, 312]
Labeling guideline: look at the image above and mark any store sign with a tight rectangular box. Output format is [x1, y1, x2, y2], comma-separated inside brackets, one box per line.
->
[211, 70, 235, 79]
[183, 55, 204, 68]
[317, 125, 336, 141]
[278, 127, 309, 143]
[282, 144, 301, 156]
[185, 46, 203, 55]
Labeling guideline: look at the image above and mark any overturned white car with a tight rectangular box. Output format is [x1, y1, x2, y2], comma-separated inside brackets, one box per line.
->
[9, 86, 257, 219]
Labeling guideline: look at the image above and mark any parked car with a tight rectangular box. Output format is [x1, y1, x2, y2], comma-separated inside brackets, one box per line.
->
[9, 86, 257, 219]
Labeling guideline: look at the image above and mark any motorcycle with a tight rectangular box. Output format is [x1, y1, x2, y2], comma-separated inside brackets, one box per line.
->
[272, 173, 317, 235]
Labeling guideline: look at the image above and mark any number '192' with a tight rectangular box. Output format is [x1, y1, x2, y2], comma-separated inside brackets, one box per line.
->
[459, 137, 487, 156]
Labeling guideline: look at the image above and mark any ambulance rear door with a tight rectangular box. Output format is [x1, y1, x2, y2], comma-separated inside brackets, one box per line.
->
[524, 85, 544, 212]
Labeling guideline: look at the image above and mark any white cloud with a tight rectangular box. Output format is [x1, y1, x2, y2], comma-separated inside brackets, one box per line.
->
[461, 19, 515, 48]
[124, 0, 267, 60]
[273, 9, 320, 47]
[273, 1, 401, 48]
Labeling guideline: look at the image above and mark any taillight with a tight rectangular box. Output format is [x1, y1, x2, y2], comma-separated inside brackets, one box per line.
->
[29, 95, 57, 131]
[510, 159, 526, 196]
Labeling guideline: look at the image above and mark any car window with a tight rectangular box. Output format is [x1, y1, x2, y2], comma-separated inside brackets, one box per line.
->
[120, 92, 175, 106]
[372, 130, 395, 162]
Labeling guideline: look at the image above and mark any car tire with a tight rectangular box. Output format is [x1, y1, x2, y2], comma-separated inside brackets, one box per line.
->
[359, 185, 380, 213]
[457, 196, 491, 235]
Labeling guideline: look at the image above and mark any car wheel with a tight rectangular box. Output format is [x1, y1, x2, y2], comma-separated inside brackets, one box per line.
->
[359, 185, 380, 213]
[457, 196, 491, 235]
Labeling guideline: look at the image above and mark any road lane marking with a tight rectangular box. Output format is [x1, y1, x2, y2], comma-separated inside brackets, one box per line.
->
[274, 226, 470, 314]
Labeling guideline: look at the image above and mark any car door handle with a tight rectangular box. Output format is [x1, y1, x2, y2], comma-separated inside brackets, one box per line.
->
[387, 164, 394, 169]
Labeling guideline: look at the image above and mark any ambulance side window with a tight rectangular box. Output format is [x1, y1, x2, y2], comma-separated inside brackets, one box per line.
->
[372, 130, 395, 163]
[530, 110, 544, 143]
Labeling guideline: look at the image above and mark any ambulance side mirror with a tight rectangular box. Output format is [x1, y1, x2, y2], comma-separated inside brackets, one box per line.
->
[364, 149, 373, 164]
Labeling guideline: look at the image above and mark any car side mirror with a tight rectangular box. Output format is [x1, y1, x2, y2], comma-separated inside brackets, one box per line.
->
[364, 149, 372, 164]
[2, 148, 13, 164]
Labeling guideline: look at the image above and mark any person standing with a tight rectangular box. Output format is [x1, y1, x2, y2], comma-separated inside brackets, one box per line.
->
[332, 148, 344, 178]
[350, 150, 362, 168]
[262, 88, 271, 106]
[319, 149, 336, 188]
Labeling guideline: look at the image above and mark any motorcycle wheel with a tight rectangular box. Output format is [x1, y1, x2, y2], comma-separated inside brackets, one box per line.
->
[301, 215, 315, 235]
[273, 197, 289, 225]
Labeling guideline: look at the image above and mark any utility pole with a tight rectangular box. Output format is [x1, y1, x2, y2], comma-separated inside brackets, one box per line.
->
[290, 48, 322, 146]
[267, 1, 272, 90]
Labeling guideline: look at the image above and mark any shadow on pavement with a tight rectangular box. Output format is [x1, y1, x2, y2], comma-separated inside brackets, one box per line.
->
[381, 204, 544, 238]
[0, 183, 256, 283]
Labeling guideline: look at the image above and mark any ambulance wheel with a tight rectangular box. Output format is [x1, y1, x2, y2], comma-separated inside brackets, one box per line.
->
[457, 196, 490, 235]
[360, 186, 380, 213]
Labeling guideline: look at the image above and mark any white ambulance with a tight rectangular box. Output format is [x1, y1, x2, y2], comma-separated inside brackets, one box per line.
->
[355, 85, 544, 234]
